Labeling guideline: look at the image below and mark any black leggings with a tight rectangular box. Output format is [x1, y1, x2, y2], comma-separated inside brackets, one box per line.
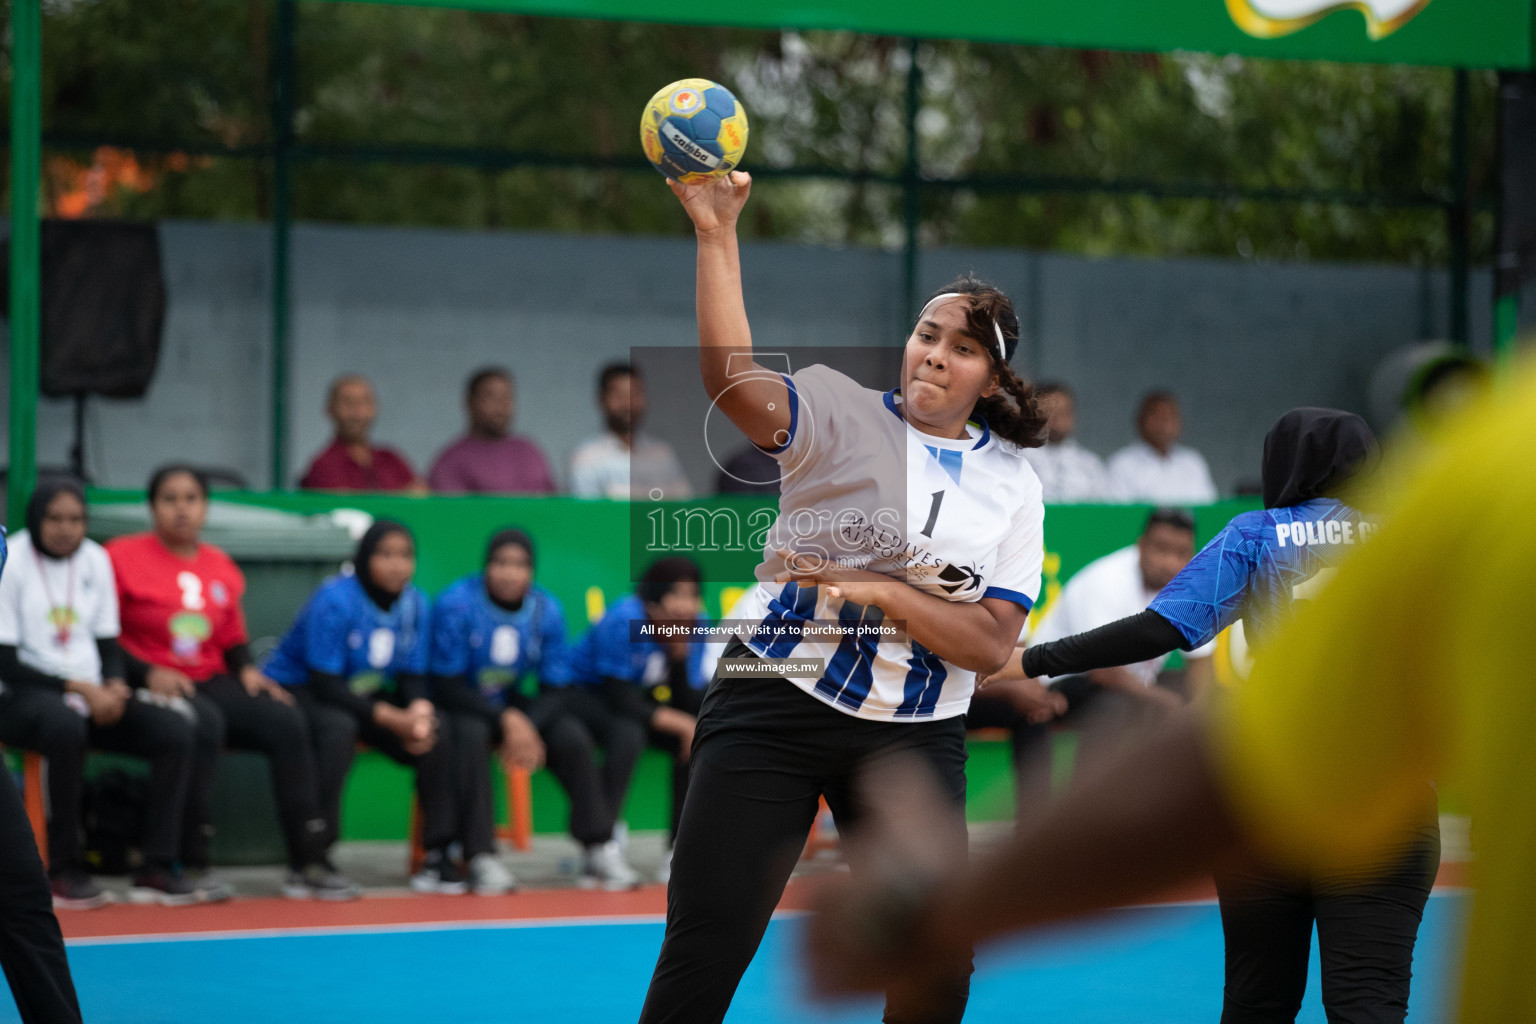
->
[640, 644, 973, 1024]
[0, 760, 81, 1024]
[1216, 814, 1440, 1024]
[538, 689, 646, 848]
[291, 689, 489, 857]
[0, 685, 195, 870]
[187, 675, 327, 871]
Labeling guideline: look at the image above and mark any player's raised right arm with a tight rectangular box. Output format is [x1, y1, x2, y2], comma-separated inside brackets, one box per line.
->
[669, 172, 791, 451]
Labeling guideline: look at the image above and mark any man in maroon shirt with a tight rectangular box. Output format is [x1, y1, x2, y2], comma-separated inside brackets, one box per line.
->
[427, 367, 557, 494]
[299, 375, 424, 492]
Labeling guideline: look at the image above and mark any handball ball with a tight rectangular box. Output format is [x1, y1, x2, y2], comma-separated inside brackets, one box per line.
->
[640, 78, 749, 184]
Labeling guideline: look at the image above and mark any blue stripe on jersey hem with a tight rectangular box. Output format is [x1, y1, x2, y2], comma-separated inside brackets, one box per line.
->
[981, 586, 1034, 610]
[754, 374, 800, 455]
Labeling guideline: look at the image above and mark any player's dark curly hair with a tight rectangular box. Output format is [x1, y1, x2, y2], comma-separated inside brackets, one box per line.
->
[920, 275, 1047, 449]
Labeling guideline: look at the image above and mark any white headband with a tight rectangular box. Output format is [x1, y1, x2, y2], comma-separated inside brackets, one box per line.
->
[917, 292, 1008, 363]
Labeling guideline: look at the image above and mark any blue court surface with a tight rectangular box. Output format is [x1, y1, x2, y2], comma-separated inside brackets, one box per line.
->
[24, 894, 1465, 1023]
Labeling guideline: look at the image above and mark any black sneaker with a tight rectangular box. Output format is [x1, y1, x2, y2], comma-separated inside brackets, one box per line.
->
[50, 869, 111, 911]
[410, 851, 469, 895]
[129, 866, 200, 907]
[182, 868, 235, 903]
[282, 862, 361, 902]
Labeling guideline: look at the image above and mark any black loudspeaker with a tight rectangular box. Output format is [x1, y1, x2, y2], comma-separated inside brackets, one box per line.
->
[1497, 72, 1536, 303]
[1, 219, 166, 398]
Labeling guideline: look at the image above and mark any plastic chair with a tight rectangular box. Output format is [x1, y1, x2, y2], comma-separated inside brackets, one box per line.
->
[1, 748, 50, 870]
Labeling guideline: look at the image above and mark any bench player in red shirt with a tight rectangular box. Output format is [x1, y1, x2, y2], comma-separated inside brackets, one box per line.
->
[107, 466, 359, 899]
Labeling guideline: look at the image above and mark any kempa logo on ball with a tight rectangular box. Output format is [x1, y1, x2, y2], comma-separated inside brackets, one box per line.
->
[1227, 0, 1432, 38]
[670, 89, 702, 114]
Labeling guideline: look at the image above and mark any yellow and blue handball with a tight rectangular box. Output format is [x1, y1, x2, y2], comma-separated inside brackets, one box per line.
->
[639, 78, 749, 184]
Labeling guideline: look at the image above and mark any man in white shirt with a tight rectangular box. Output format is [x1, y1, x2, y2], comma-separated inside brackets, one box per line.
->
[968, 508, 1213, 808]
[570, 363, 694, 500]
[1106, 391, 1219, 505]
[1020, 382, 1110, 503]
[0, 480, 206, 909]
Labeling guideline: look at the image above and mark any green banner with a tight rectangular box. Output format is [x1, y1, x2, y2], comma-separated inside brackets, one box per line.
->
[319, 0, 1534, 69]
[85, 490, 1259, 634]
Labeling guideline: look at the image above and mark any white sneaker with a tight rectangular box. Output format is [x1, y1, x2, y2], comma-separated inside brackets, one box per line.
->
[656, 847, 673, 885]
[612, 821, 629, 850]
[579, 839, 641, 891]
[468, 853, 515, 895]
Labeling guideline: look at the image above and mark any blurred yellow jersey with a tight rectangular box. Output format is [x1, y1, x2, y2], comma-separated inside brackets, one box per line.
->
[1209, 358, 1536, 1023]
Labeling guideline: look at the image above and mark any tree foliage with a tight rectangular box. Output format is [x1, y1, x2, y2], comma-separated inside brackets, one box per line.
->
[2, 0, 1499, 264]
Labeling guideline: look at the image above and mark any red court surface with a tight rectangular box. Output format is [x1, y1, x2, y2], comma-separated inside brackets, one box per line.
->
[56, 862, 1469, 942]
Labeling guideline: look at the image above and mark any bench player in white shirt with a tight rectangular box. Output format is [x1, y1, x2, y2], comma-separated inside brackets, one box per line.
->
[638, 170, 1049, 1024]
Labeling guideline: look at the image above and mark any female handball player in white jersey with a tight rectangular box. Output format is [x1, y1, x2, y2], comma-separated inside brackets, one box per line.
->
[638, 170, 1050, 1024]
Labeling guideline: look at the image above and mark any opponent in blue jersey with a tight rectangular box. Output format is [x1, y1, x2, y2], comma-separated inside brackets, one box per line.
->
[1015, 407, 1437, 1024]
[428, 528, 568, 894]
[265, 520, 471, 895]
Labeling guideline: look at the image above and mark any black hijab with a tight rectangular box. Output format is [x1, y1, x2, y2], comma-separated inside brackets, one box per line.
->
[1261, 407, 1379, 510]
[484, 528, 534, 612]
[26, 478, 87, 560]
[354, 519, 413, 611]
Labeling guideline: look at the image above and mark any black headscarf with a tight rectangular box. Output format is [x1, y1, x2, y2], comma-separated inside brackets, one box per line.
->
[484, 528, 534, 612]
[1261, 408, 1379, 510]
[26, 478, 87, 560]
[354, 519, 413, 611]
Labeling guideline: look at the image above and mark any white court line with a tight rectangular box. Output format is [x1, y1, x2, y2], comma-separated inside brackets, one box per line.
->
[66, 889, 1468, 947]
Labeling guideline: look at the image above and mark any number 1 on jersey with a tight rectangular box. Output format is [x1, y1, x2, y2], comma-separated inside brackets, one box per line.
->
[921, 490, 945, 537]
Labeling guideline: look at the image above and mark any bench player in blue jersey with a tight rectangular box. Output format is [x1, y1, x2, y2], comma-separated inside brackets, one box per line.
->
[641, 170, 1048, 1024]
[812, 408, 1435, 1024]
[428, 528, 566, 894]
[561, 556, 711, 886]
[264, 521, 471, 896]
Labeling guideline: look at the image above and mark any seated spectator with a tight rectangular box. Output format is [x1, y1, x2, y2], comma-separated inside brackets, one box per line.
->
[428, 528, 567, 894]
[263, 521, 474, 895]
[108, 465, 356, 901]
[428, 367, 556, 494]
[0, 481, 202, 909]
[972, 508, 1214, 805]
[299, 375, 423, 492]
[562, 557, 708, 885]
[570, 363, 693, 500]
[1020, 382, 1110, 503]
[1106, 391, 1218, 504]
[715, 444, 780, 497]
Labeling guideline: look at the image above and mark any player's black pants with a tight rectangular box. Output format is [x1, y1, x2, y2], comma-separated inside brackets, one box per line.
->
[537, 688, 645, 848]
[640, 642, 973, 1024]
[187, 675, 328, 871]
[0, 684, 195, 871]
[0, 763, 81, 1023]
[289, 688, 471, 856]
[1216, 807, 1440, 1024]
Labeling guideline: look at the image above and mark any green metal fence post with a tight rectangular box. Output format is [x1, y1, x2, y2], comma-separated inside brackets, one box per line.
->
[269, 0, 297, 490]
[1449, 67, 1471, 346]
[8, 0, 42, 528]
[901, 38, 922, 324]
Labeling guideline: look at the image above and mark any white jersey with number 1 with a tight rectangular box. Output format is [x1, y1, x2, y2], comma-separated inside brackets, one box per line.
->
[731, 364, 1045, 722]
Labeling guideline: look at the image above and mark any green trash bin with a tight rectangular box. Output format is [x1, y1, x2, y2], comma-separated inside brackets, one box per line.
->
[89, 500, 358, 865]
